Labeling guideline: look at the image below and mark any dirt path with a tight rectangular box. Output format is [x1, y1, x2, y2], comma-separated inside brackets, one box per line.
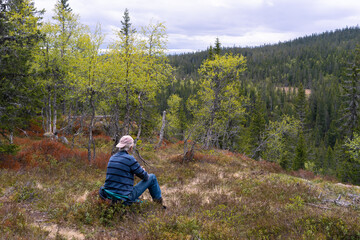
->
[31, 222, 85, 240]
[0, 187, 86, 240]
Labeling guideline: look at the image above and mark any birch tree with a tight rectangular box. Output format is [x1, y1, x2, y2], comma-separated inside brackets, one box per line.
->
[106, 9, 138, 151]
[68, 24, 104, 163]
[35, 0, 80, 134]
[188, 53, 247, 149]
[106, 11, 171, 153]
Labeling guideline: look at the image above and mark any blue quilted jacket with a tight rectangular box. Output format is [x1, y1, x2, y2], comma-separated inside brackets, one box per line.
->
[103, 151, 149, 198]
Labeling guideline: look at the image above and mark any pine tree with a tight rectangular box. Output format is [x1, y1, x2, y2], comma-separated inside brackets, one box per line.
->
[214, 37, 221, 55]
[121, 8, 132, 36]
[249, 96, 266, 159]
[120, 8, 136, 135]
[327, 119, 339, 148]
[208, 45, 214, 60]
[293, 130, 306, 170]
[341, 46, 360, 139]
[0, 0, 43, 145]
[332, 139, 343, 176]
[324, 146, 335, 175]
[59, 0, 71, 12]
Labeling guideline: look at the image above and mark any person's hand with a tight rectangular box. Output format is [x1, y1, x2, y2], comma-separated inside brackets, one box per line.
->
[141, 166, 146, 172]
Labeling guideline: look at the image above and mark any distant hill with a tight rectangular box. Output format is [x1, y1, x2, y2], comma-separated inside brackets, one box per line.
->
[168, 26, 360, 87]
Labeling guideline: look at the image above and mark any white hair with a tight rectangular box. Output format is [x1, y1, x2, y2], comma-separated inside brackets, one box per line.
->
[120, 142, 134, 151]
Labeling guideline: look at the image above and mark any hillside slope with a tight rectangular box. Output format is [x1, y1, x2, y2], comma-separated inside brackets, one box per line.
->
[168, 26, 360, 86]
[1, 138, 359, 239]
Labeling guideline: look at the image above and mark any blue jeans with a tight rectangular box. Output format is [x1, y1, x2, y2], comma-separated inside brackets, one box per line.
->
[129, 174, 162, 201]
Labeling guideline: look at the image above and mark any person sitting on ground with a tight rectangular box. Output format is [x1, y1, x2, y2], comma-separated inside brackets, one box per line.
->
[99, 135, 165, 208]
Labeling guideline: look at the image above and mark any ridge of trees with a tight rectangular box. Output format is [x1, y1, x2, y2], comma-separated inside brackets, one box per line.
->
[168, 26, 360, 86]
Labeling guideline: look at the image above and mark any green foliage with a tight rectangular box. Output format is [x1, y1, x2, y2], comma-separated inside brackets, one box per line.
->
[297, 216, 360, 239]
[144, 215, 201, 239]
[166, 94, 184, 139]
[14, 185, 39, 202]
[342, 133, 360, 184]
[169, 27, 360, 86]
[0, 144, 19, 155]
[345, 132, 360, 163]
[0, 0, 43, 139]
[340, 46, 360, 139]
[285, 196, 304, 210]
[34, 0, 82, 134]
[295, 82, 307, 125]
[214, 37, 221, 55]
[293, 130, 307, 170]
[105, 12, 172, 142]
[249, 96, 266, 158]
[188, 53, 247, 149]
[167, 29, 358, 181]
[261, 115, 301, 169]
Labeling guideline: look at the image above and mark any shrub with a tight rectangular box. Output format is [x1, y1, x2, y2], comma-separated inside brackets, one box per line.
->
[296, 216, 360, 239]
[0, 139, 90, 169]
[143, 215, 201, 239]
[0, 144, 19, 155]
[93, 152, 111, 169]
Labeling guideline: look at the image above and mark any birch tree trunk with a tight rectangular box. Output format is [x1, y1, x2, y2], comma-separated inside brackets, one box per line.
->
[53, 84, 57, 134]
[133, 92, 143, 152]
[111, 101, 122, 155]
[47, 90, 52, 133]
[88, 91, 96, 163]
[156, 110, 166, 148]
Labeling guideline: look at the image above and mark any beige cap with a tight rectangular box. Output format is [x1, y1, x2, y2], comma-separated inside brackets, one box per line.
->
[116, 135, 134, 148]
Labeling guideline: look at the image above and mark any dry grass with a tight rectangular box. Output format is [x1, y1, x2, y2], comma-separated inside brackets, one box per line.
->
[0, 138, 359, 239]
[276, 86, 312, 97]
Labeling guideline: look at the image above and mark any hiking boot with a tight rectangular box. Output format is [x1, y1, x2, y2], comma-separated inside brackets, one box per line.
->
[154, 197, 167, 209]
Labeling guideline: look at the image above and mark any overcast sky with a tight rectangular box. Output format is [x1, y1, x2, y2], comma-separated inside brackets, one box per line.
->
[34, 0, 360, 54]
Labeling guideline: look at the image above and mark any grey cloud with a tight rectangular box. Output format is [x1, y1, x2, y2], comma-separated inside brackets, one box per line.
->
[34, 0, 360, 52]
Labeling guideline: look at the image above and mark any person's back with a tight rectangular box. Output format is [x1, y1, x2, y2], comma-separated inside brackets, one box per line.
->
[99, 135, 165, 208]
[104, 150, 148, 198]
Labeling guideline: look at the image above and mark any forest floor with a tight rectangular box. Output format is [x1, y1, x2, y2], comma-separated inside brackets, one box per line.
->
[1, 136, 360, 239]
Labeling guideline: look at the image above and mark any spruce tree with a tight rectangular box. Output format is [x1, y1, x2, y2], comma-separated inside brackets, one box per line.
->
[332, 139, 343, 176]
[120, 8, 135, 135]
[60, 0, 71, 12]
[214, 37, 221, 55]
[0, 0, 42, 146]
[293, 130, 306, 170]
[208, 45, 214, 60]
[324, 146, 333, 174]
[341, 46, 360, 139]
[120, 8, 135, 46]
[249, 96, 266, 159]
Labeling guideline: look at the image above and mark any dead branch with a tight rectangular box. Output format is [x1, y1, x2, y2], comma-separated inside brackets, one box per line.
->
[133, 148, 151, 168]
[17, 127, 28, 137]
[321, 194, 353, 208]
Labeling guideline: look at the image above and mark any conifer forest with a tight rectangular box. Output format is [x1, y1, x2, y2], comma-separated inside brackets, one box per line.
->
[1, 0, 360, 186]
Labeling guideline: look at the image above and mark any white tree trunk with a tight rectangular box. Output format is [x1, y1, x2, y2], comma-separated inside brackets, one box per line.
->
[156, 110, 166, 148]
[53, 88, 57, 134]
